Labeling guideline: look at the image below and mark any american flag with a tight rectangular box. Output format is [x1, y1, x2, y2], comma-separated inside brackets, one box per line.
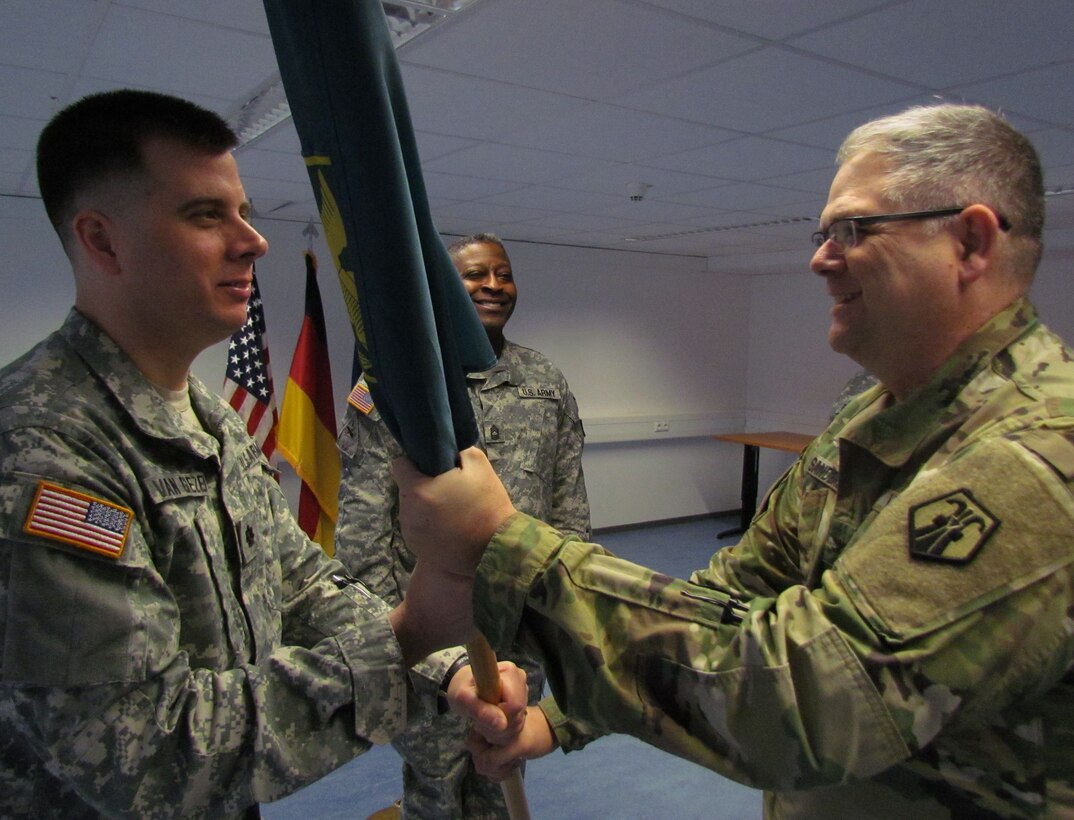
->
[25, 482, 133, 558]
[223, 274, 279, 461]
[347, 378, 374, 415]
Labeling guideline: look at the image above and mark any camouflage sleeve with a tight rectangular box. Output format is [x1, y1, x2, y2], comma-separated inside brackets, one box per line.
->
[335, 401, 467, 705]
[475, 432, 1074, 791]
[335, 402, 409, 604]
[0, 424, 405, 816]
[548, 380, 591, 540]
[475, 513, 902, 788]
[692, 456, 810, 598]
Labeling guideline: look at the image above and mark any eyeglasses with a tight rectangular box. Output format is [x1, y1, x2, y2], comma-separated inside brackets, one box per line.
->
[811, 206, 1010, 250]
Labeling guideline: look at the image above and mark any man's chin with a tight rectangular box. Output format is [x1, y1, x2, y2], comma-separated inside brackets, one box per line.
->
[828, 326, 858, 357]
[479, 317, 509, 334]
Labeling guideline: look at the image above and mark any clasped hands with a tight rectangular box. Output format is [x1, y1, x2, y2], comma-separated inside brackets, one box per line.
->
[446, 662, 558, 781]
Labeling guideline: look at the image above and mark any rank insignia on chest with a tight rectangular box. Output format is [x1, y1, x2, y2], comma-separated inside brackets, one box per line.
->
[908, 489, 999, 564]
[24, 481, 133, 559]
[488, 423, 501, 442]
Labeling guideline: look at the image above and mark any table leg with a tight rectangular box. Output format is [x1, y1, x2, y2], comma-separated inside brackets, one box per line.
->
[718, 444, 759, 539]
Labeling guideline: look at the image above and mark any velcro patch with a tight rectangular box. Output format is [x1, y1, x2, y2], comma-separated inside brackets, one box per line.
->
[24, 482, 133, 559]
[836, 438, 1074, 640]
[908, 489, 999, 564]
[348, 379, 374, 414]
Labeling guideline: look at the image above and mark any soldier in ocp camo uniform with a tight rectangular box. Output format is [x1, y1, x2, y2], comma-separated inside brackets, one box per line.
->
[398, 104, 1074, 818]
[0, 90, 524, 819]
[336, 233, 590, 819]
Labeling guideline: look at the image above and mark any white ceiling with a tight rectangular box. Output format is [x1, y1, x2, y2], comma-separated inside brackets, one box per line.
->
[3, 0, 1074, 274]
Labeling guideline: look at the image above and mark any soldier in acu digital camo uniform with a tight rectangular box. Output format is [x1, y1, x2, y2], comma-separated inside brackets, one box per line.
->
[336, 232, 590, 819]
[0, 90, 525, 820]
[397, 104, 1074, 818]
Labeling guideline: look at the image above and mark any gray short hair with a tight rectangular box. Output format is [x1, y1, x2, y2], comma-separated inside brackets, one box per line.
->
[838, 103, 1044, 279]
[447, 232, 507, 260]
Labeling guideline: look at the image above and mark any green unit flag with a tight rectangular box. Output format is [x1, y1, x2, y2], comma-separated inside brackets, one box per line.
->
[263, 0, 495, 476]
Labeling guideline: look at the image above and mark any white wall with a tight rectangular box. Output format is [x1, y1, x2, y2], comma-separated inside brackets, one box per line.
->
[5, 191, 1071, 531]
[493, 241, 751, 528]
[742, 270, 860, 496]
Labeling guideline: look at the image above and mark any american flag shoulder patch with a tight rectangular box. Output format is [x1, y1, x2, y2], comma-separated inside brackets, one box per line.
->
[24, 482, 133, 559]
[348, 379, 375, 415]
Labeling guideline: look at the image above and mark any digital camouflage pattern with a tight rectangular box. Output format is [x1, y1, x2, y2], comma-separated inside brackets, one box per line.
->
[0, 310, 407, 819]
[337, 338, 590, 819]
[829, 368, 878, 419]
[475, 298, 1074, 819]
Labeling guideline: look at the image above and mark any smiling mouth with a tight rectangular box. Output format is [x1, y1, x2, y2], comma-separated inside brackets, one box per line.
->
[221, 279, 253, 295]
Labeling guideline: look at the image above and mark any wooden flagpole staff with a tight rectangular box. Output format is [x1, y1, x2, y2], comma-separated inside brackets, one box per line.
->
[467, 634, 531, 820]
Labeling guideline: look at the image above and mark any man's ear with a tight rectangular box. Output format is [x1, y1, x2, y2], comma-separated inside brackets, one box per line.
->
[955, 204, 1002, 285]
[71, 209, 122, 276]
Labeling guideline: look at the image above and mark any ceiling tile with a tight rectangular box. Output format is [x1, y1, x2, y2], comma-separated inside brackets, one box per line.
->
[0, 0, 106, 73]
[399, 64, 591, 140]
[497, 103, 737, 162]
[423, 142, 616, 185]
[617, 47, 918, 132]
[400, 0, 757, 100]
[790, 0, 1074, 89]
[1, 0, 1072, 265]
[645, 135, 833, 182]
[81, 5, 276, 100]
[638, 0, 894, 40]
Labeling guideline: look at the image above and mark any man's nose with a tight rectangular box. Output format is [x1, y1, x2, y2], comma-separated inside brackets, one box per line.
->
[810, 239, 844, 277]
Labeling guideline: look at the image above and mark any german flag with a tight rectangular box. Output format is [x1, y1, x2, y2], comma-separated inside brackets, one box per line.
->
[278, 251, 339, 555]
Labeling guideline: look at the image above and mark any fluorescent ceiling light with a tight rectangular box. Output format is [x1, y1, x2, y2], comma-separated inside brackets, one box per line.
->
[230, 0, 481, 148]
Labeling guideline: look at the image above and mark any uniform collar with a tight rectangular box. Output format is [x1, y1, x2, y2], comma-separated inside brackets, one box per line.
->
[60, 309, 224, 458]
[839, 298, 1039, 468]
[467, 337, 524, 388]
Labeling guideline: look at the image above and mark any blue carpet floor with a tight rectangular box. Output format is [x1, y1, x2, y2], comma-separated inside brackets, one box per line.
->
[263, 514, 762, 819]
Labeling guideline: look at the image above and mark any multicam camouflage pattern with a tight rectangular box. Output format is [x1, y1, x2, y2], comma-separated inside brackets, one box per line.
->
[337, 338, 590, 819]
[0, 310, 406, 819]
[475, 299, 1074, 819]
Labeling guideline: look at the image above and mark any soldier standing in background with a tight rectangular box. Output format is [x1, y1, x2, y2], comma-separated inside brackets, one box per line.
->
[336, 233, 590, 819]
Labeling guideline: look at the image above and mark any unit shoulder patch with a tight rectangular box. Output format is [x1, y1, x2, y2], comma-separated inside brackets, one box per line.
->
[836, 437, 1074, 639]
[908, 489, 999, 564]
[24, 481, 133, 559]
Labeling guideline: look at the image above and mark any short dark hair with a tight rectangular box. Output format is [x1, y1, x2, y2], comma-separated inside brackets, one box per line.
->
[447, 232, 507, 260]
[36, 89, 238, 243]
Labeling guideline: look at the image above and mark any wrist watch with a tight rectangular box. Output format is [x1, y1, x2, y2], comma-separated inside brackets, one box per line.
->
[436, 653, 471, 715]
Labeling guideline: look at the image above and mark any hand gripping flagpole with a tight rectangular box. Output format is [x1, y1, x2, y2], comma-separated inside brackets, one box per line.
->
[468, 633, 530, 819]
[262, 2, 530, 816]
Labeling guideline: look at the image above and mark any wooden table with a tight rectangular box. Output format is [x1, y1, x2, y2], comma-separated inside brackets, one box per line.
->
[713, 431, 815, 538]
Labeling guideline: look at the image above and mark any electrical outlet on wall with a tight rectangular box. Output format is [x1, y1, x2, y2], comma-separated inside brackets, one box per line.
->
[653, 420, 670, 433]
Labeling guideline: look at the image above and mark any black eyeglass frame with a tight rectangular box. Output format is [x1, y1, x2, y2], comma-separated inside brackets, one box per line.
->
[811, 206, 1011, 250]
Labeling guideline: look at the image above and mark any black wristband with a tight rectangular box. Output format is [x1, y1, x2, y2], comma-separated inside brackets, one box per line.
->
[436, 653, 470, 715]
